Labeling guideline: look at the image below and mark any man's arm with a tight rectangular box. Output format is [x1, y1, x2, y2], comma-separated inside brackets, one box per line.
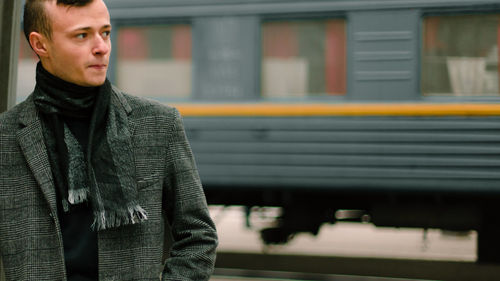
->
[162, 109, 218, 281]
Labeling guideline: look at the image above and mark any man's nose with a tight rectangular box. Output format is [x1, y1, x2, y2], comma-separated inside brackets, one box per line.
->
[93, 36, 110, 56]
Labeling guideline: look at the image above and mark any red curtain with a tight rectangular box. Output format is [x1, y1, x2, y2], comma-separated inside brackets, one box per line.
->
[172, 25, 192, 60]
[325, 20, 346, 95]
[262, 22, 298, 58]
[117, 28, 148, 60]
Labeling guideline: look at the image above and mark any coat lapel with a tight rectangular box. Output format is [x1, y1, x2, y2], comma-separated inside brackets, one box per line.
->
[16, 95, 59, 215]
[108, 86, 136, 186]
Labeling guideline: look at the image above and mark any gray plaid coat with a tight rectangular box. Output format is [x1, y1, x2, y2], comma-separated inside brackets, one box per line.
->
[0, 87, 218, 281]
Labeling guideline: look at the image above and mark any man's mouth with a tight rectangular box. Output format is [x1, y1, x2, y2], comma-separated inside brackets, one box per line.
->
[89, 64, 107, 70]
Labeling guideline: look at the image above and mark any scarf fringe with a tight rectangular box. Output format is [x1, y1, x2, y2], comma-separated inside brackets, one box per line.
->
[68, 188, 88, 205]
[91, 205, 148, 231]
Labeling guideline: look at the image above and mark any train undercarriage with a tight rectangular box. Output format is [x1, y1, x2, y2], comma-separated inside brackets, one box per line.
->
[205, 188, 500, 264]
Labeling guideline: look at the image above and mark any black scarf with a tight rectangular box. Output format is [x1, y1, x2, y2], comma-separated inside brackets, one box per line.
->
[33, 62, 147, 230]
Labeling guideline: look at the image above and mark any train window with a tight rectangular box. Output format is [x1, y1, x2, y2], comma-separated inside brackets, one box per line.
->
[116, 24, 192, 100]
[422, 14, 500, 96]
[261, 19, 346, 98]
[17, 32, 38, 103]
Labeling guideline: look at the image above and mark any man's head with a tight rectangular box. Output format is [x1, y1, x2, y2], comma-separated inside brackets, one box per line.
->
[24, 0, 112, 87]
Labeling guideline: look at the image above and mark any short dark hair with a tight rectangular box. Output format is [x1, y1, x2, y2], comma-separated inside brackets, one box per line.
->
[23, 0, 94, 42]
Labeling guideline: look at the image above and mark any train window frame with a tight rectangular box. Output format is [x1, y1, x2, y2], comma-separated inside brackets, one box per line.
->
[259, 13, 349, 102]
[420, 6, 500, 102]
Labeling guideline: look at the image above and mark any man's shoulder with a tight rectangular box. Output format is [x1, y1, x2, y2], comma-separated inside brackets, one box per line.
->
[0, 100, 28, 132]
[113, 87, 179, 119]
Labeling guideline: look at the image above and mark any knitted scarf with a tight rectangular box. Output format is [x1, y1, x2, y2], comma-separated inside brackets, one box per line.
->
[33, 62, 147, 230]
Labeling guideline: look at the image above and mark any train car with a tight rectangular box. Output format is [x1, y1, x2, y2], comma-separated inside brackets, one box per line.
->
[15, 0, 500, 263]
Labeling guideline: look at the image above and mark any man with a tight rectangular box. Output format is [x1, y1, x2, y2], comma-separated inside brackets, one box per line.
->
[0, 0, 218, 280]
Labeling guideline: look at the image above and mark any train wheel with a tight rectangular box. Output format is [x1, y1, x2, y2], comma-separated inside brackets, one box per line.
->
[259, 206, 333, 245]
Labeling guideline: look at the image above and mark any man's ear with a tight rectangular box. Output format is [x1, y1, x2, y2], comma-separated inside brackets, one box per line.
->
[29, 32, 49, 58]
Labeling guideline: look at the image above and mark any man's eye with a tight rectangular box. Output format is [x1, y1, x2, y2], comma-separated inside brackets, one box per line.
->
[76, 33, 87, 39]
[102, 31, 111, 38]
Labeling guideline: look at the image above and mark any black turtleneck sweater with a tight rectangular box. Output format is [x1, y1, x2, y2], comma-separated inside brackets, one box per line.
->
[35, 64, 98, 281]
[61, 117, 98, 281]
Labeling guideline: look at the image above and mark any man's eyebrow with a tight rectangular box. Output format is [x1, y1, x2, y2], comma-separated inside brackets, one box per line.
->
[71, 24, 112, 32]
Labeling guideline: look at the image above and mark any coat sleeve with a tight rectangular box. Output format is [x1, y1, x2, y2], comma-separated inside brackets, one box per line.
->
[0, 254, 5, 281]
[161, 109, 218, 281]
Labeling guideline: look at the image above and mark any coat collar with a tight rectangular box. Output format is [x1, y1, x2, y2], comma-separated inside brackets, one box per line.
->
[16, 86, 133, 215]
[111, 85, 132, 116]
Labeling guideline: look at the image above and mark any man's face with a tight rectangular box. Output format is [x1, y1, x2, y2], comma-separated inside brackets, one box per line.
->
[41, 0, 111, 87]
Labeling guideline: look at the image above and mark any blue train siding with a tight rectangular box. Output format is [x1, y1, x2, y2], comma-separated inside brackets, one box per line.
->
[184, 116, 500, 194]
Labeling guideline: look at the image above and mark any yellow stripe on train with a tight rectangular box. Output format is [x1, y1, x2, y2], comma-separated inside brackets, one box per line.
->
[172, 103, 500, 117]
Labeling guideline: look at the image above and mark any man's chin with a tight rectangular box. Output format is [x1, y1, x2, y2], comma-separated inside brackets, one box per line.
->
[83, 77, 107, 87]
